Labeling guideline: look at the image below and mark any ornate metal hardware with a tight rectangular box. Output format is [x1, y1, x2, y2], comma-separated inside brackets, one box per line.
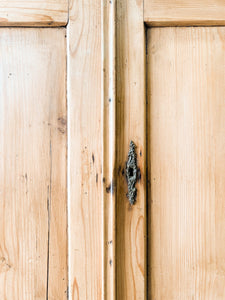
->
[126, 141, 137, 205]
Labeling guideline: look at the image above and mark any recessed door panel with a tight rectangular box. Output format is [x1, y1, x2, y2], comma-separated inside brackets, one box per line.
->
[0, 28, 67, 299]
[148, 27, 225, 299]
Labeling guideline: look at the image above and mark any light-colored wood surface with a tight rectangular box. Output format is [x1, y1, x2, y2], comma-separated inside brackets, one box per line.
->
[0, 28, 67, 299]
[148, 27, 225, 299]
[144, 0, 225, 26]
[0, 0, 68, 26]
[102, 0, 116, 299]
[116, 0, 146, 299]
[67, 0, 103, 299]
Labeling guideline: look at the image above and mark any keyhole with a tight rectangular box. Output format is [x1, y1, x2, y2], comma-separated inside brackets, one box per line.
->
[128, 167, 133, 177]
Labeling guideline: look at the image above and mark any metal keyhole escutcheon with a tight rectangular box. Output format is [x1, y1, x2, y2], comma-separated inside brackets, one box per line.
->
[126, 141, 137, 205]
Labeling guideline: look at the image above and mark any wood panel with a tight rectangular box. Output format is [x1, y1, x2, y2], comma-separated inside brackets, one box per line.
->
[0, 0, 68, 26]
[148, 27, 225, 299]
[116, 0, 147, 299]
[67, 0, 103, 299]
[0, 28, 67, 299]
[144, 0, 225, 26]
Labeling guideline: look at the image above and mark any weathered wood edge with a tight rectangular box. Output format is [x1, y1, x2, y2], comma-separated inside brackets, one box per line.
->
[102, 0, 116, 299]
[103, 0, 147, 298]
[0, 21, 68, 27]
[144, 19, 225, 27]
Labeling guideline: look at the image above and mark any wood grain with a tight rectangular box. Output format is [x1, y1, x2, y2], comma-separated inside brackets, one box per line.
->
[102, 0, 116, 299]
[0, 0, 68, 26]
[148, 27, 225, 299]
[67, 0, 103, 299]
[144, 0, 225, 26]
[0, 28, 67, 299]
[116, 0, 147, 298]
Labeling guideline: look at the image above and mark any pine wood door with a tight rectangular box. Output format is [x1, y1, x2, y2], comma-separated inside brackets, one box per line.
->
[1, 1, 225, 300]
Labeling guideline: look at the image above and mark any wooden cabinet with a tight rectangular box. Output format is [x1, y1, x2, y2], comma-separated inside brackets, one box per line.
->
[0, 0, 225, 299]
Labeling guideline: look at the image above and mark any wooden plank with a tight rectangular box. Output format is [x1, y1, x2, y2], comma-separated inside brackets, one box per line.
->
[0, 0, 68, 26]
[0, 28, 67, 299]
[67, 1, 103, 299]
[102, 0, 116, 299]
[144, 0, 225, 26]
[148, 27, 225, 299]
[116, 0, 146, 299]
